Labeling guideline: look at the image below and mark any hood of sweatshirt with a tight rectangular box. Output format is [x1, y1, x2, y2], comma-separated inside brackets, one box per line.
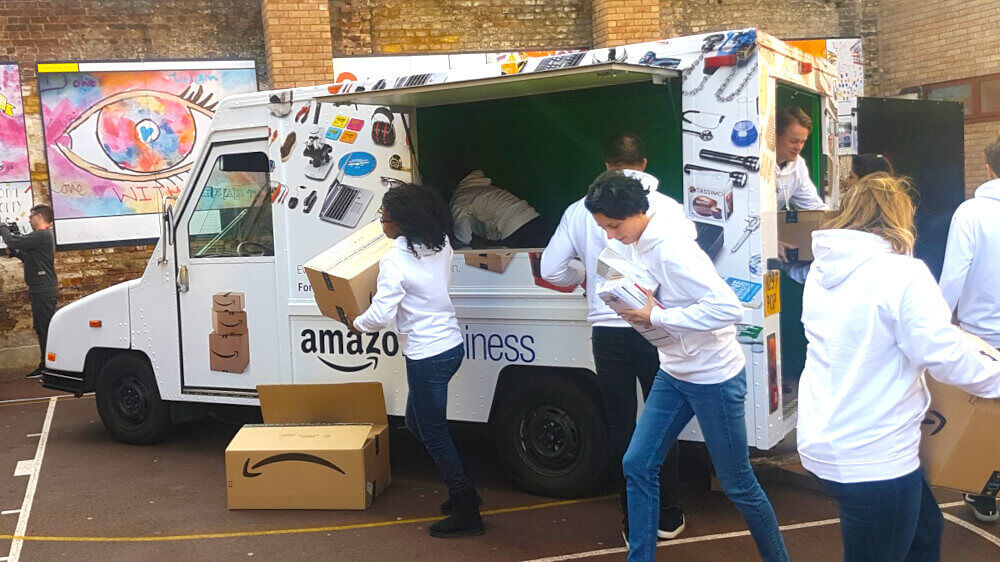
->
[776, 155, 802, 178]
[975, 178, 1000, 201]
[810, 229, 896, 289]
[455, 170, 491, 191]
[621, 169, 659, 193]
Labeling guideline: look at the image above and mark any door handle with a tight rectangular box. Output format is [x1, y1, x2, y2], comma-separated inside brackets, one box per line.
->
[177, 265, 190, 293]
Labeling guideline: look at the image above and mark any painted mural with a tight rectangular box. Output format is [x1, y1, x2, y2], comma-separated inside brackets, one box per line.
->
[37, 61, 257, 246]
[0, 63, 30, 183]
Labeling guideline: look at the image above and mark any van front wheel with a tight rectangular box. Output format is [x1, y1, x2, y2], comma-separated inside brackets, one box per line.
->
[493, 374, 607, 498]
[95, 353, 171, 445]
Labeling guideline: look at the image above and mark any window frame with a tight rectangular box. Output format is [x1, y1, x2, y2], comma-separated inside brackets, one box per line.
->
[922, 71, 1000, 123]
[186, 152, 274, 260]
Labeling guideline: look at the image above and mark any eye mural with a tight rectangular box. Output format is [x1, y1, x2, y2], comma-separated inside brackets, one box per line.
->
[37, 61, 257, 247]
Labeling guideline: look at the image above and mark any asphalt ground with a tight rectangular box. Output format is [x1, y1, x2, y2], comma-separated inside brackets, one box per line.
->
[1, 381, 999, 561]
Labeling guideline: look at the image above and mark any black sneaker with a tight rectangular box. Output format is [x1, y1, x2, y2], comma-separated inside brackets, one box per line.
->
[965, 494, 999, 523]
[657, 506, 686, 539]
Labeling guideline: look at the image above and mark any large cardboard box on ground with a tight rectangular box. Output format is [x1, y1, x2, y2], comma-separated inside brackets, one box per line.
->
[304, 220, 392, 325]
[225, 382, 391, 510]
[777, 210, 829, 262]
[920, 335, 1000, 495]
[463, 250, 514, 273]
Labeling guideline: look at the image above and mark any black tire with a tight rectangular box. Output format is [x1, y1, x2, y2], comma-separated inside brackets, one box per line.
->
[492, 373, 607, 498]
[95, 353, 171, 445]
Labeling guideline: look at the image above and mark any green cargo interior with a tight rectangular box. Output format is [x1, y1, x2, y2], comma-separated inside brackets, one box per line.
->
[415, 80, 684, 223]
[775, 81, 823, 391]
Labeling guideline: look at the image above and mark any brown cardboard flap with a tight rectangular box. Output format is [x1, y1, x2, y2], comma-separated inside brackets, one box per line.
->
[257, 382, 387, 425]
[227, 424, 373, 451]
[777, 210, 830, 261]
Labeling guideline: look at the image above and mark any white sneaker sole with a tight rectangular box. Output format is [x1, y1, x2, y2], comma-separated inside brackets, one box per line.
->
[657, 518, 686, 540]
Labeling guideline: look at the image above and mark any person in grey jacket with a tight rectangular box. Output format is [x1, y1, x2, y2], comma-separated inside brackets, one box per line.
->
[1, 205, 58, 378]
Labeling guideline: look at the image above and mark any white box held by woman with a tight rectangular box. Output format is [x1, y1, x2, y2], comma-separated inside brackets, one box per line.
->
[597, 277, 675, 347]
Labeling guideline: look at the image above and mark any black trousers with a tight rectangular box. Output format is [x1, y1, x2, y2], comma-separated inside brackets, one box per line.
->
[29, 290, 57, 369]
[499, 216, 556, 249]
[592, 326, 681, 513]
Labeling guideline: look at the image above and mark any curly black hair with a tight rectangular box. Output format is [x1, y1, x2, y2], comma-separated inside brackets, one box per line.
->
[380, 183, 452, 256]
[584, 170, 649, 220]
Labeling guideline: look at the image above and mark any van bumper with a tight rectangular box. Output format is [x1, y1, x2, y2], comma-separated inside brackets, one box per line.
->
[41, 368, 86, 396]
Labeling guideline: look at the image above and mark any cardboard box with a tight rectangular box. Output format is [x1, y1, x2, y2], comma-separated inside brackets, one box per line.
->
[213, 291, 245, 312]
[212, 310, 248, 336]
[597, 276, 676, 347]
[686, 170, 734, 224]
[304, 220, 392, 325]
[920, 335, 1000, 494]
[595, 246, 657, 288]
[777, 210, 829, 262]
[464, 250, 514, 273]
[209, 332, 250, 373]
[225, 382, 391, 510]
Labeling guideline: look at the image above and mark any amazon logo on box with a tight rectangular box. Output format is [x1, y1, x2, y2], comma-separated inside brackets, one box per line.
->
[209, 292, 250, 373]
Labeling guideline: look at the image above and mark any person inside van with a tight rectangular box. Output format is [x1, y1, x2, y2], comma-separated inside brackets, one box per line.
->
[775, 106, 827, 211]
[797, 172, 1000, 560]
[351, 183, 484, 538]
[939, 136, 1000, 524]
[585, 172, 788, 562]
[449, 168, 555, 249]
[541, 134, 694, 542]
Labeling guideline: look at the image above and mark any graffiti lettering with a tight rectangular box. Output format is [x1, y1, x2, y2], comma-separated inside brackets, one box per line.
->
[111, 185, 181, 203]
[56, 183, 87, 196]
[166, 72, 220, 84]
[72, 78, 97, 88]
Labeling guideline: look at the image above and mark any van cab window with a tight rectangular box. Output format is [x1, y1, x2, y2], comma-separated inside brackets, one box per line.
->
[188, 153, 274, 258]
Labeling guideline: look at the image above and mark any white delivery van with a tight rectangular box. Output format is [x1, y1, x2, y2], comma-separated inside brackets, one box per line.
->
[42, 29, 840, 497]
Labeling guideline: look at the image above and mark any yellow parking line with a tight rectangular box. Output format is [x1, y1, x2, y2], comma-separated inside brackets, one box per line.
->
[0, 495, 616, 543]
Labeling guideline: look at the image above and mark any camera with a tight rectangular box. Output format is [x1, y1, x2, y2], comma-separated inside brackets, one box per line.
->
[3, 221, 20, 235]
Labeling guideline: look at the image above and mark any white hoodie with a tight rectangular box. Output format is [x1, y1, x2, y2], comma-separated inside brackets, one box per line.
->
[939, 178, 1000, 348]
[632, 207, 746, 383]
[540, 170, 697, 327]
[776, 155, 826, 210]
[354, 236, 463, 360]
[797, 230, 1000, 483]
[450, 170, 540, 245]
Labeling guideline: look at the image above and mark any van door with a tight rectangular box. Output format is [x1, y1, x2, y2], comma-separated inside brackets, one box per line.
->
[174, 139, 280, 394]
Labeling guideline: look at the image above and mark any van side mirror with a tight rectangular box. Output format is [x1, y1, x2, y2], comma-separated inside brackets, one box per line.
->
[158, 196, 179, 265]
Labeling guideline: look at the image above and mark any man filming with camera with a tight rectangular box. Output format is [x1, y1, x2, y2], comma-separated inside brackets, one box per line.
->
[1, 205, 58, 379]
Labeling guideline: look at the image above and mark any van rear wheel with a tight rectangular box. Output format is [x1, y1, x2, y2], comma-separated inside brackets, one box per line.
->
[493, 374, 607, 498]
[95, 353, 171, 445]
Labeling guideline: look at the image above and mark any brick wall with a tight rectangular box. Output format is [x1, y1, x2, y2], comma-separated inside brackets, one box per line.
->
[0, 0, 266, 378]
[593, 0, 660, 48]
[878, 0, 1000, 196]
[263, 0, 335, 87]
[331, 0, 593, 55]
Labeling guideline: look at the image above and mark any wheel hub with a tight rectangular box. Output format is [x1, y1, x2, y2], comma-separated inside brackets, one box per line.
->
[114, 375, 150, 425]
[517, 405, 582, 477]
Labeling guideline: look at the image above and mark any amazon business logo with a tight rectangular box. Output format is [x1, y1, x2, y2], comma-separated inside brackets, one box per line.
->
[243, 453, 346, 477]
[300, 328, 400, 373]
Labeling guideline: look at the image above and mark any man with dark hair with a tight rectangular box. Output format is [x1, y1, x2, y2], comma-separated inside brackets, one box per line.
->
[0, 204, 58, 378]
[541, 133, 694, 542]
[775, 106, 825, 211]
[940, 135, 1000, 523]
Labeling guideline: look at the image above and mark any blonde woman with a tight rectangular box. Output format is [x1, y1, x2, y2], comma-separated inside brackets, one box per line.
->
[797, 173, 1000, 561]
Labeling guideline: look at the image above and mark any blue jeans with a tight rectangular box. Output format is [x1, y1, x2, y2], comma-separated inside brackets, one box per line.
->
[623, 370, 788, 562]
[404, 344, 472, 496]
[818, 468, 942, 562]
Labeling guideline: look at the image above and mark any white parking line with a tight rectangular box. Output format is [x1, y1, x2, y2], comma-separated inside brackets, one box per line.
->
[943, 513, 1000, 548]
[25, 434, 40, 438]
[0, 511, 20, 516]
[519, 501, 974, 562]
[6, 397, 56, 562]
[12, 462, 33, 478]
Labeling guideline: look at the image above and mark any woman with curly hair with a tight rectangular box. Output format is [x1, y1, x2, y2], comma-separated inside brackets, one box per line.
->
[352, 183, 484, 538]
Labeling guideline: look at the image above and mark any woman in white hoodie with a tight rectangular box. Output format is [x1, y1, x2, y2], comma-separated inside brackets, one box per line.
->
[352, 183, 484, 539]
[585, 172, 788, 562]
[798, 173, 1000, 561]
